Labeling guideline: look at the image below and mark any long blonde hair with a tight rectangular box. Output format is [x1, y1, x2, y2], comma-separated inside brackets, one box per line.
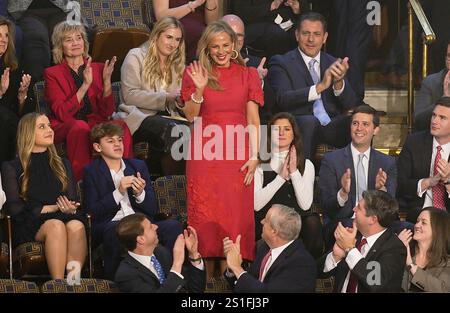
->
[197, 21, 245, 90]
[142, 17, 185, 90]
[51, 21, 90, 64]
[17, 113, 69, 200]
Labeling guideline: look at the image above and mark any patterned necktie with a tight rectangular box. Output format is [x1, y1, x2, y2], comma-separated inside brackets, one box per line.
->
[151, 255, 166, 284]
[432, 146, 446, 209]
[308, 58, 331, 126]
[258, 250, 272, 282]
[346, 238, 367, 293]
[356, 153, 367, 202]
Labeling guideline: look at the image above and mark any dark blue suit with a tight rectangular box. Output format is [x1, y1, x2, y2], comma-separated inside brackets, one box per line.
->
[319, 145, 400, 248]
[115, 246, 206, 293]
[83, 158, 182, 280]
[225, 239, 316, 293]
[268, 48, 358, 159]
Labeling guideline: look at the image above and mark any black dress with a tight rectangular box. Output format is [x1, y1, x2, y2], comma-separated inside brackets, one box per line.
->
[0, 56, 34, 166]
[1, 151, 85, 247]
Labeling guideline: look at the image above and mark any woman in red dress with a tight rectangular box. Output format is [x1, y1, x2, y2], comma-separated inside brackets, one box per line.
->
[181, 21, 263, 279]
[44, 21, 133, 181]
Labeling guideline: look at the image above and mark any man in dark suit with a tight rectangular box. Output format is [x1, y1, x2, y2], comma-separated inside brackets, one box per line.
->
[398, 97, 450, 222]
[268, 12, 358, 159]
[83, 123, 182, 280]
[223, 204, 316, 292]
[231, 0, 309, 58]
[319, 190, 406, 293]
[319, 105, 397, 248]
[414, 41, 450, 132]
[115, 213, 206, 293]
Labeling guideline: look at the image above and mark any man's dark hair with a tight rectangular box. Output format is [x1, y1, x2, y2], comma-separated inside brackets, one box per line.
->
[362, 190, 399, 228]
[116, 213, 147, 251]
[435, 96, 450, 109]
[352, 105, 380, 127]
[297, 12, 327, 32]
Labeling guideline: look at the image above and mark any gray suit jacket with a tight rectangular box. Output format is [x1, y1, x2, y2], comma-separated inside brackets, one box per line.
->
[414, 69, 447, 132]
[8, 0, 69, 19]
[402, 259, 450, 292]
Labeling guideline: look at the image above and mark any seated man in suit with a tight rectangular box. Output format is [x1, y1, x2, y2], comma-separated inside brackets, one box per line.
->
[414, 41, 450, 132]
[115, 213, 206, 293]
[223, 204, 316, 292]
[83, 123, 182, 280]
[319, 105, 398, 249]
[398, 97, 450, 222]
[319, 190, 406, 293]
[268, 11, 358, 160]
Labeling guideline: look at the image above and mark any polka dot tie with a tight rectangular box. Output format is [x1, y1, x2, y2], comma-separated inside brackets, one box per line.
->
[151, 255, 166, 284]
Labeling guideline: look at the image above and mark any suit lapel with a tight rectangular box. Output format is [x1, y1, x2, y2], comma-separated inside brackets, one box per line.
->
[97, 158, 116, 192]
[363, 229, 392, 261]
[423, 133, 433, 174]
[125, 254, 160, 283]
[367, 148, 377, 190]
[344, 145, 356, 202]
[292, 49, 314, 87]
[263, 240, 298, 281]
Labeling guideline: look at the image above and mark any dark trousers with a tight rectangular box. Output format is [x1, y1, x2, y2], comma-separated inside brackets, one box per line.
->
[0, 106, 19, 166]
[18, 8, 66, 81]
[94, 218, 183, 280]
[295, 114, 352, 160]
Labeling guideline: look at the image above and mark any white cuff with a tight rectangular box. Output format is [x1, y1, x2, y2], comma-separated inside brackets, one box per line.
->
[324, 252, 339, 273]
[337, 188, 348, 207]
[417, 179, 427, 197]
[113, 189, 125, 205]
[170, 270, 184, 279]
[345, 248, 363, 270]
[134, 190, 146, 203]
[333, 80, 345, 96]
[308, 85, 320, 101]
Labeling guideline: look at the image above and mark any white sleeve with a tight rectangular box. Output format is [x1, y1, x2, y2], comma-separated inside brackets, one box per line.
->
[254, 166, 286, 212]
[0, 176, 5, 210]
[290, 159, 315, 211]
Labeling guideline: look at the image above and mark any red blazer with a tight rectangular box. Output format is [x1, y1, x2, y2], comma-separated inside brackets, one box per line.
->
[43, 59, 114, 127]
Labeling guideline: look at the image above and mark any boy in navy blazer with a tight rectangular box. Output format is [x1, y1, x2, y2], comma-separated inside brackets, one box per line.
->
[83, 123, 182, 280]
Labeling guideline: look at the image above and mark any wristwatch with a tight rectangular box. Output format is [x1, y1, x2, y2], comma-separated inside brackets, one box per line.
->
[344, 246, 355, 255]
[406, 262, 416, 273]
[443, 180, 450, 185]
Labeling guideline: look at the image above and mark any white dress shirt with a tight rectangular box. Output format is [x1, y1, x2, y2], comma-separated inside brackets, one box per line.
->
[337, 144, 371, 208]
[254, 151, 315, 211]
[417, 138, 450, 207]
[298, 49, 345, 101]
[0, 175, 5, 210]
[323, 229, 387, 292]
[110, 159, 146, 221]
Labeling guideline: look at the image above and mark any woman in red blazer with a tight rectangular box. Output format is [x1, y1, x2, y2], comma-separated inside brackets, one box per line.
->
[44, 21, 133, 181]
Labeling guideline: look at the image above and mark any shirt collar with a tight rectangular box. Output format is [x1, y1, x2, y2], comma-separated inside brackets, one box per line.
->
[128, 251, 155, 270]
[363, 228, 387, 250]
[110, 159, 126, 175]
[270, 240, 295, 261]
[350, 143, 371, 159]
[298, 48, 320, 67]
[432, 137, 450, 156]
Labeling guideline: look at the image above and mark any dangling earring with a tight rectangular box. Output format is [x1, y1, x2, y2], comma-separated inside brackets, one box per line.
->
[230, 49, 239, 60]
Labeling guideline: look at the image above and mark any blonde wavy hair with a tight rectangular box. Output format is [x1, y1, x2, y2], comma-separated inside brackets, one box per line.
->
[51, 21, 90, 64]
[17, 113, 69, 200]
[0, 16, 18, 71]
[197, 21, 245, 90]
[142, 17, 185, 90]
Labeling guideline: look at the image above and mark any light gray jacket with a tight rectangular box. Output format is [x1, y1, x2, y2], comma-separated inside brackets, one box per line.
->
[118, 43, 183, 134]
[402, 259, 450, 293]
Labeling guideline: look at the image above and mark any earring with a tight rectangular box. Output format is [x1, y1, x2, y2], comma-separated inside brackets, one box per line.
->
[230, 49, 239, 60]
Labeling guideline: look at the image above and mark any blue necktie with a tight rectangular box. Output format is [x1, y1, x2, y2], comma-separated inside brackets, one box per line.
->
[308, 59, 331, 126]
[356, 153, 367, 202]
[151, 255, 166, 284]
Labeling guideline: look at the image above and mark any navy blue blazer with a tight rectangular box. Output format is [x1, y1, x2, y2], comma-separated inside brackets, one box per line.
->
[319, 144, 397, 220]
[225, 239, 316, 293]
[268, 48, 358, 116]
[83, 158, 158, 228]
[115, 245, 206, 293]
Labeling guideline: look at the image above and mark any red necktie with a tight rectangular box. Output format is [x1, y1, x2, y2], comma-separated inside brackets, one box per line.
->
[258, 250, 272, 282]
[432, 146, 446, 210]
[345, 238, 367, 293]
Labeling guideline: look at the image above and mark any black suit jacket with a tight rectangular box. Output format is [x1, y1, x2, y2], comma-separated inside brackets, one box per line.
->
[115, 245, 206, 293]
[225, 239, 316, 293]
[397, 131, 450, 213]
[319, 229, 406, 293]
[319, 144, 397, 221]
[268, 48, 358, 116]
